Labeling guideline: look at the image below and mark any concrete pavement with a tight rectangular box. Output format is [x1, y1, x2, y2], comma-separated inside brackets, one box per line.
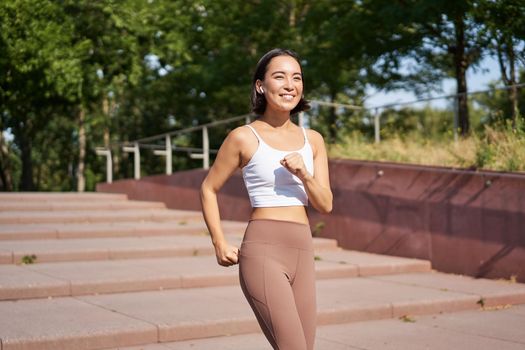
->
[0, 192, 523, 350]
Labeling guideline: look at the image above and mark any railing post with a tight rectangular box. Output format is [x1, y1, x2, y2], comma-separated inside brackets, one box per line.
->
[298, 112, 304, 127]
[245, 115, 251, 124]
[453, 95, 459, 142]
[95, 148, 113, 183]
[203, 126, 209, 170]
[123, 142, 141, 179]
[166, 135, 172, 174]
[188, 126, 209, 169]
[374, 108, 380, 144]
[153, 135, 173, 175]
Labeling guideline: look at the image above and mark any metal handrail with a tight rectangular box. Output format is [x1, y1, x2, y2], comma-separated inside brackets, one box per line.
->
[123, 113, 253, 145]
[96, 82, 524, 182]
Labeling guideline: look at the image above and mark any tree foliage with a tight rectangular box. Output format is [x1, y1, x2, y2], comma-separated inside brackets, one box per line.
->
[0, 0, 523, 191]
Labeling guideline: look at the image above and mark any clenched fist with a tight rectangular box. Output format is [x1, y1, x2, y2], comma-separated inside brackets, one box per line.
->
[280, 152, 310, 181]
[214, 241, 239, 267]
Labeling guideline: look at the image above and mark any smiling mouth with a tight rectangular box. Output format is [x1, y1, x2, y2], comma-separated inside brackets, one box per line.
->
[280, 94, 296, 100]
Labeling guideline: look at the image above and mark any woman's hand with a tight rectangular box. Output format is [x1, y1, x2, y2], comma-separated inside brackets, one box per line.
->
[214, 241, 240, 267]
[280, 152, 311, 181]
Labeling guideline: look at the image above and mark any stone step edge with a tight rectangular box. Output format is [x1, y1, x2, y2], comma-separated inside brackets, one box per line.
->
[0, 202, 167, 211]
[0, 223, 244, 241]
[154, 297, 524, 344]
[0, 238, 339, 265]
[0, 258, 431, 301]
[0, 211, 203, 224]
[2, 291, 523, 350]
[0, 193, 128, 201]
[113, 305, 525, 350]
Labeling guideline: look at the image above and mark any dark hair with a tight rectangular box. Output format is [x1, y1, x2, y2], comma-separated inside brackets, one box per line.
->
[251, 48, 310, 115]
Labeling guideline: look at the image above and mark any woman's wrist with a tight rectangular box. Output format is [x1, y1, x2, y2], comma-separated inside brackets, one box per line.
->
[213, 237, 227, 248]
[298, 171, 313, 183]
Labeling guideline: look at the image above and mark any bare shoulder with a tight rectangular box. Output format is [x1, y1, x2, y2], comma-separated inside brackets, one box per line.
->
[224, 125, 254, 147]
[306, 128, 326, 148]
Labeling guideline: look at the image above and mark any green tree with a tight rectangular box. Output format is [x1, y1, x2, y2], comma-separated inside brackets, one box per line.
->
[62, 0, 144, 190]
[359, 0, 487, 136]
[0, 0, 84, 190]
[475, 0, 525, 128]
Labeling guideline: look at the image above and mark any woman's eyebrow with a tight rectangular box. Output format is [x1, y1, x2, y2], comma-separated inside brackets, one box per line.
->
[270, 70, 302, 76]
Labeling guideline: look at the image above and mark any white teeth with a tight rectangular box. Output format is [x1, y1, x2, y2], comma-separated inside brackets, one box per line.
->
[282, 94, 294, 100]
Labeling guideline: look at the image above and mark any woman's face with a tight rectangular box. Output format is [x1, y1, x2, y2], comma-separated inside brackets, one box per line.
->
[258, 55, 303, 114]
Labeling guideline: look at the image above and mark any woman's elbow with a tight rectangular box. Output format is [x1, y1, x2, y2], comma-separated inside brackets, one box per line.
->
[316, 197, 333, 214]
[319, 203, 332, 214]
[200, 180, 212, 200]
[200, 180, 218, 199]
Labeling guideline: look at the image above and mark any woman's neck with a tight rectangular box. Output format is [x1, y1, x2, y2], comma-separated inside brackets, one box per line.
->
[259, 110, 293, 129]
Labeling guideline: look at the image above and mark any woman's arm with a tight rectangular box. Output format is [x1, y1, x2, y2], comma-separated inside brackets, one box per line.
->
[280, 129, 333, 214]
[200, 127, 246, 266]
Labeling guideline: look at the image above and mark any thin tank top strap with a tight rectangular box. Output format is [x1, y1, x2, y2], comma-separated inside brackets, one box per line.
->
[301, 127, 309, 143]
[245, 124, 263, 142]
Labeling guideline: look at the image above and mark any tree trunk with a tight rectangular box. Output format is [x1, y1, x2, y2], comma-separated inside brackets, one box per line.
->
[0, 131, 14, 191]
[77, 106, 86, 192]
[453, 14, 469, 136]
[103, 96, 111, 148]
[507, 43, 519, 128]
[19, 131, 34, 190]
[496, 37, 520, 129]
[328, 91, 338, 143]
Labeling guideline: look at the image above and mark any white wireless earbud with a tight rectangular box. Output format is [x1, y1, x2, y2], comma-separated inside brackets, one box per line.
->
[260, 87, 264, 94]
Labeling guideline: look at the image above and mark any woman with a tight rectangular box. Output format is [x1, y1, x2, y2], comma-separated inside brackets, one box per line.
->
[200, 48, 332, 350]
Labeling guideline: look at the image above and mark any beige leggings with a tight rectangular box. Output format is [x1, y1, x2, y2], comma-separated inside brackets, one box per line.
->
[239, 219, 316, 350]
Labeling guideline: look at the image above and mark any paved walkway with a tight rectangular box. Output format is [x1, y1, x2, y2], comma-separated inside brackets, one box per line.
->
[0, 192, 523, 350]
[118, 305, 525, 350]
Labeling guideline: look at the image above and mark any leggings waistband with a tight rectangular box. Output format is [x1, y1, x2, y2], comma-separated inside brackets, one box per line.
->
[242, 219, 313, 251]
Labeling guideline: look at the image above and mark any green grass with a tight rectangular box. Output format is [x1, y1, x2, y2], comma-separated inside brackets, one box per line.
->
[329, 126, 525, 173]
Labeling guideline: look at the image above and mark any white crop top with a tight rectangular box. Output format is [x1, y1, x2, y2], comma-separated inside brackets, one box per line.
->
[242, 125, 314, 207]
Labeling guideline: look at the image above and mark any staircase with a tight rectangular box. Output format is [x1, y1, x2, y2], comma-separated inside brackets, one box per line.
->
[0, 192, 524, 350]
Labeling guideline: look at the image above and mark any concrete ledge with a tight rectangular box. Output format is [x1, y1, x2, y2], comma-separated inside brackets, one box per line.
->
[315, 250, 431, 276]
[0, 235, 339, 265]
[158, 318, 260, 342]
[0, 297, 157, 350]
[0, 200, 166, 211]
[116, 306, 525, 350]
[0, 220, 247, 241]
[0, 249, 428, 300]
[0, 209, 202, 224]
[1, 270, 525, 349]
[0, 192, 128, 201]
[370, 272, 525, 307]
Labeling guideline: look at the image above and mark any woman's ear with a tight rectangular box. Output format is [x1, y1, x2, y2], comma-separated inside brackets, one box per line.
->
[256, 80, 264, 94]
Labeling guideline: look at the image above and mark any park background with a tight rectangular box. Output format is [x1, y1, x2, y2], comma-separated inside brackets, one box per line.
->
[1, 3, 525, 348]
[0, 0, 524, 191]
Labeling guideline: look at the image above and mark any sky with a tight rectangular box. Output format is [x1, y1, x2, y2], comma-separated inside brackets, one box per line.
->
[363, 55, 502, 110]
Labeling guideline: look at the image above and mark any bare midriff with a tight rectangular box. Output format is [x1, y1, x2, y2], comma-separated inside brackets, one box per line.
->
[250, 206, 309, 225]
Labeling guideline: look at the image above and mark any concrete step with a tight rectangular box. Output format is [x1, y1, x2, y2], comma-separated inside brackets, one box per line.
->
[116, 304, 525, 350]
[0, 192, 128, 202]
[0, 220, 247, 241]
[0, 250, 430, 300]
[1, 273, 524, 350]
[0, 208, 202, 224]
[0, 235, 338, 264]
[0, 200, 166, 212]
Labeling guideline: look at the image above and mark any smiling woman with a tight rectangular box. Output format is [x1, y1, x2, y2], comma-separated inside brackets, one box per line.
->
[251, 50, 310, 116]
[200, 48, 332, 350]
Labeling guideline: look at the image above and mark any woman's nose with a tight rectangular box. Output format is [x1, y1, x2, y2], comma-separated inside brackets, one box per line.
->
[283, 77, 294, 90]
